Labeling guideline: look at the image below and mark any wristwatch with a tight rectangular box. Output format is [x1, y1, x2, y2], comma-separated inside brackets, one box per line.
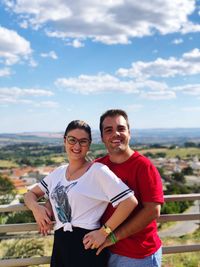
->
[102, 224, 112, 236]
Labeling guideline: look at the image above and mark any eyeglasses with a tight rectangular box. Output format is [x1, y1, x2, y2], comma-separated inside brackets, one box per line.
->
[66, 135, 90, 147]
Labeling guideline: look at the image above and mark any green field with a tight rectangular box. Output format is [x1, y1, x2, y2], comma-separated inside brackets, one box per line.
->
[138, 147, 200, 158]
[162, 230, 200, 267]
[0, 160, 18, 169]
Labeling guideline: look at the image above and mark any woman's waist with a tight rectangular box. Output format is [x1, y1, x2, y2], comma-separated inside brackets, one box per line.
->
[54, 221, 100, 232]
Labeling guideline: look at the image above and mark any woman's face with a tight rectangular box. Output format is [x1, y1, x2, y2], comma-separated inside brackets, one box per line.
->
[64, 128, 90, 161]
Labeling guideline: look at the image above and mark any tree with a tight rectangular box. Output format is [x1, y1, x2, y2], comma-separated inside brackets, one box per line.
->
[2, 238, 44, 259]
[0, 174, 16, 204]
[172, 172, 186, 183]
[16, 157, 32, 166]
[184, 142, 197, 147]
[182, 166, 193, 175]
[6, 211, 35, 224]
[143, 152, 155, 158]
[155, 152, 166, 158]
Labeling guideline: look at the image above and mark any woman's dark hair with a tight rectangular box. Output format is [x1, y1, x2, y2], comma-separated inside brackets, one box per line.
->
[99, 109, 130, 137]
[64, 120, 92, 141]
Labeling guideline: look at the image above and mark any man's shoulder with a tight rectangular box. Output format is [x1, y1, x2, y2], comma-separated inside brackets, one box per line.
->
[94, 154, 109, 164]
[134, 151, 150, 162]
[129, 151, 155, 167]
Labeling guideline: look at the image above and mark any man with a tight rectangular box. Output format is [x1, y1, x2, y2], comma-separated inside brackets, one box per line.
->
[96, 109, 164, 267]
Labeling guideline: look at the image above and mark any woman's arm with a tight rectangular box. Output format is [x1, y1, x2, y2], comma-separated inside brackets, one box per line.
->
[96, 201, 161, 255]
[83, 195, 138, 250]
[24, 186, 53, 235]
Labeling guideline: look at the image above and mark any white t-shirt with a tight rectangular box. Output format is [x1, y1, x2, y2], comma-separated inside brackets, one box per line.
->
[38, 162, 133, 232]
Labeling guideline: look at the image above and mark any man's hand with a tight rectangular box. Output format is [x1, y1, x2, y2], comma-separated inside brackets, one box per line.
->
[96, 236, 113, 255]
[83, 229, 106, 250]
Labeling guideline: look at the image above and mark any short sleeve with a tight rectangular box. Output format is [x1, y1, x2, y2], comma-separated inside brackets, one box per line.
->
[37, 166, 64, 199]
[92, 163, 134, 207]
[137, 161, 164, 203]
[37, 174, 52, 199]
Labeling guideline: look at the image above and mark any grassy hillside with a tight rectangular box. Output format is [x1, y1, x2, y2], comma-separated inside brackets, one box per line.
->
[138, 147, 200, 158]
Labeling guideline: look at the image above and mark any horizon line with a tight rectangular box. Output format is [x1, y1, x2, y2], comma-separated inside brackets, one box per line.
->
[1, 127, 200, 135]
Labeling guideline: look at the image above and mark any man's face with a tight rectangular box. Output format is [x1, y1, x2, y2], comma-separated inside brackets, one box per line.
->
[101, 115, 130, 154]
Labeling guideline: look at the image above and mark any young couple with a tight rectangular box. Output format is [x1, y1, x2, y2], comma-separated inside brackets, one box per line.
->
[24, 109, 164, 267]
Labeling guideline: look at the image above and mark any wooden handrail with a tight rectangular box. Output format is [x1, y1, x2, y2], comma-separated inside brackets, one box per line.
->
[0, 203, 44, 213]
[0, 223, 38, 233]
[0, 193, 199, 266]
[0, 213, 199, 233]
[0, 256, 51, 267]
[158, 213, 200, 222]
[162, 244, 200, 254]
[0, 203, 29, 212]
[164, 193, 200, 202]
[0, 244, 200, 267]
[1, 194, 199, 213]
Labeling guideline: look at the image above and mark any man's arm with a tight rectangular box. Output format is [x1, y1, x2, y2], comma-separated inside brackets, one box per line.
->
[96, 201, 161, 255]
[115, 202, 161, 239]
[83, 195, 138, 250]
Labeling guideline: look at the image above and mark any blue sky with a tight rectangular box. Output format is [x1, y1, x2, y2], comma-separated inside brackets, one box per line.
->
[0, 0, 200, 133]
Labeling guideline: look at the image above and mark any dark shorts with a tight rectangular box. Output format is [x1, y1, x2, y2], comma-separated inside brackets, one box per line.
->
[51, 227, 109, 267]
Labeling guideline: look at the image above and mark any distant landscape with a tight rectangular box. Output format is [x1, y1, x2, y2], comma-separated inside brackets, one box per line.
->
[0, 128, 200, 147]
[0, 128, 200, 267]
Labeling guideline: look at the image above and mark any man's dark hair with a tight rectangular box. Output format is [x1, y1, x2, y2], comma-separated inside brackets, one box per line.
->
[64, 120, 92, 141]
[99, 109, 130, 137]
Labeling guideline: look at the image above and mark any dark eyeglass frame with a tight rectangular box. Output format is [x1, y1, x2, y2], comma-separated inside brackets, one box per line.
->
[66, 135, 90, 147]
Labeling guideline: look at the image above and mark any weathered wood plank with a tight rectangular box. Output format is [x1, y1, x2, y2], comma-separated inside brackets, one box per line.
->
[164, 193, 200, 202]
[0, 223, 38, 233]
[163, 244, 200, 254]
[158, 213, 200, 222]
[1, 245, 200, 266]
[0, 256, 50, 267]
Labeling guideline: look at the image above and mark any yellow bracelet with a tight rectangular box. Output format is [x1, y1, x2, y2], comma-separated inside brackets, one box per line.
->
[102, 224, 112, 236]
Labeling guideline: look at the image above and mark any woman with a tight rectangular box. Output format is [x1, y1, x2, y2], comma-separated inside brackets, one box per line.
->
[24, 120, 138, 267]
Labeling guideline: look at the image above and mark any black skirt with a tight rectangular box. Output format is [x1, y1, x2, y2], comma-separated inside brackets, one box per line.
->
[51, 227, 109, 267]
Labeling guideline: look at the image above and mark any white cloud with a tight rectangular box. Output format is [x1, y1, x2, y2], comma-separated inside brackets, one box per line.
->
[65, 39, 85, 48]
[117, 48, 200, 78]
[0, 87, 54, 105]
[173, 84, 200, 96]
[2, 0, 199, 45]
[172, 38, 183, 45]
[0, 67, 11, 77]
[29, 58, 38, 67]
[0, 98, 33, 104]
[19, 20, 28, 29]
[126, 104, 143, 111]
[182, 106, 200, 112]
[0, 87, 54, 97]
[182, 48, 200, 62]
[141, 91, 176, 100]
[0, 26, 32, 65]
[55, 73, 140, 94]
[180, 21, 200, 34]
[40, 51, 58, 59]
[4, 0, 72, 29]
[34, 101, 59, 108]
[139, 80, 169, 91]
[55, 73, 175, 101]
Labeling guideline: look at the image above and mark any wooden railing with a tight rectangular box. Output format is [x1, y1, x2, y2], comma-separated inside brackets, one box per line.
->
[0, 194, 200, 267]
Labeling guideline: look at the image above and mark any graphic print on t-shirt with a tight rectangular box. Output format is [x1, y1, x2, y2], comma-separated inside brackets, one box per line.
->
[51, 181, 77, 223]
